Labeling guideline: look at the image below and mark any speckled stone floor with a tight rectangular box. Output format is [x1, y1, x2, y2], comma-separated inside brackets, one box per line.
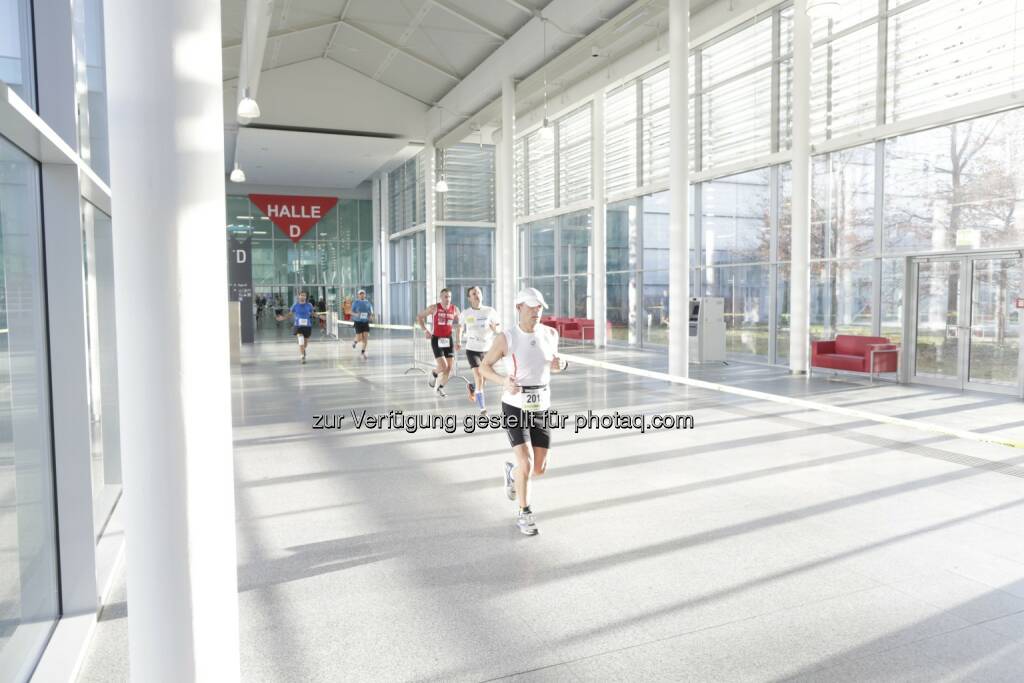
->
[78, 333, 1024, 681]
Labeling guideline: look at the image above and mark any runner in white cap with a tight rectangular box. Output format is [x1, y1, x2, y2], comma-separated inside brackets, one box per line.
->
[461, 286, 501, 414]
[478, 287, 566, 536]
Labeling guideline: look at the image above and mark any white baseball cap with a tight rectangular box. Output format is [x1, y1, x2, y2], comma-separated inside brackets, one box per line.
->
[514, 287, 548, 309]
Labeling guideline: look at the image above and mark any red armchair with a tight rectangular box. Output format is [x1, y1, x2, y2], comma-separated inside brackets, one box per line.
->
[811, 335, 899, 381]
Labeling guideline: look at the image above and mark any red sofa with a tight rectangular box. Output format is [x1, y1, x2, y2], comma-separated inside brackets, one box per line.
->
[811, 335, 899, 375]
[541, 317, 611, 341]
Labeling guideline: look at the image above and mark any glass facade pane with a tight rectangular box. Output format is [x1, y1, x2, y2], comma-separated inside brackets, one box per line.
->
[881, 257, 905, 343]
[605, 83, 638, 196]
[528, 218, 556, 277]
[445, 227, 493, 280]
[78, 0, 110, 181]
[832, 260, 874, 335]
[557, 106, 592, 206]
[702, 169, 771, 266]
[885, 110, 1024, 254]
[437, 144, 496, 223]
[526, 129, 555, 215]
[640, 67, 671, 186]
[818, 145, 875, 259]
[0, 0, 36, 108]
[0, 136, 61, 664]
[702, 67, 773, 169]
[811, 25, 877, 142]
[887, 0, 1024, 123]
[968, 256, 1022, 385]
[702, 265, 771, 360]
[641, 192, 669, 272]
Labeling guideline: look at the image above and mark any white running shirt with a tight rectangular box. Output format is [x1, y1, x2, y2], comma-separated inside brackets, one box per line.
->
[462, 305, 500, 352]
[501, 323, 559, 411]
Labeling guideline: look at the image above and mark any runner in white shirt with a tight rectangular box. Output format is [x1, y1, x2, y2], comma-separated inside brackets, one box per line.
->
[478, 287, 566, 536]
[461, 286, 501, 415]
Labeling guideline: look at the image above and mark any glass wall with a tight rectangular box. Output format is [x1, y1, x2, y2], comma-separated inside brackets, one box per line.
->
[443, 227, 494, 310]
[226, 196, 374, 319]
[0, 136, 61, 669]
[436, 144, 495, 223]
[388, 155, 425, 234]
[390, 232, 426, 324]
[81, 202, 122, 526]
[519, 210, 593, 318]
[515, 104, 592, 218]
[74, 0, 110, 183]
[0, 0, 36, 109]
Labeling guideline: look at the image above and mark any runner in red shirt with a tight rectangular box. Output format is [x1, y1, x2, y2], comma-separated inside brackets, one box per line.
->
[417, 288, 461, 398]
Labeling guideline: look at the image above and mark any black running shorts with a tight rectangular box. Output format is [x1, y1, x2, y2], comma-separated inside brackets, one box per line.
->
[294, 326, 312, 338]
[430, 335, 454, 358]
[353, 321, 370, 334]
[466, 349, 485, 368]
[502, 402, 552, 449]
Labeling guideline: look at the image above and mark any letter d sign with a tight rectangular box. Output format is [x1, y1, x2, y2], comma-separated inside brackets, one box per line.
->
[235, 249, 247, 264]
[290, 224, 301, 239]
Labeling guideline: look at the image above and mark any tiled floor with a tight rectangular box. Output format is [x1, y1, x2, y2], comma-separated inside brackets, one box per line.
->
[78, 334, 1024, 681]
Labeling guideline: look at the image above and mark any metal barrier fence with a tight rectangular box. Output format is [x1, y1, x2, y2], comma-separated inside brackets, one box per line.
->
[337, 318, 470, 387]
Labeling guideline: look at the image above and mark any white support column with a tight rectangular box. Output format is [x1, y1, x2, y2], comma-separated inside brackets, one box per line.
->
[372, 176, 386, 322]
[592, 94, 607, 348]
[104, 0, 241, 680]
[424, 143, 439, 298]
[668, 0, 690, 376]
[499, 76, 516, 322]
[378, 174, 391, 323]
[789, 0, 812, 374]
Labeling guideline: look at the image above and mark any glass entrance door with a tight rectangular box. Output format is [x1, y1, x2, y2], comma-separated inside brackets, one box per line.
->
[911, 258, 963, 385]
[967, 256, 1022, 391]
[908, 253, 1024, 395]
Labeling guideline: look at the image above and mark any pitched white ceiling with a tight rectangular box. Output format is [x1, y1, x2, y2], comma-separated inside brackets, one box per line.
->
[222, 0, 553, 107]
[221, 0, 731, 191]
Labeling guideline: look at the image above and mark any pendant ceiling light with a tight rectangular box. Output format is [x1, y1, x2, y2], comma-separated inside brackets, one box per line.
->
[538, 18, 554, 143]
[237, 87, 261, 119]
[229, 162, 246, 183]
[236, 13, 261, 120]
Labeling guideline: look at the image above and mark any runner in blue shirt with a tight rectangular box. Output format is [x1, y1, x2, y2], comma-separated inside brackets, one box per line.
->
[290, 291, 315, 364]
[350, 290, 373, 360]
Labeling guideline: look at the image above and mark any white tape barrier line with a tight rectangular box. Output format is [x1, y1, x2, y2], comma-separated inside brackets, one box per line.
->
[558, 353, 1024, 451]
[337, 320, 417, 331]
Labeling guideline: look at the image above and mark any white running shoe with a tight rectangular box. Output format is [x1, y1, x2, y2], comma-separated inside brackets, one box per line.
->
[503, 462, 516, 501]
[436, 385, 447, 398]
[428, 373, 437, 388]
[516, 510, 538, 536]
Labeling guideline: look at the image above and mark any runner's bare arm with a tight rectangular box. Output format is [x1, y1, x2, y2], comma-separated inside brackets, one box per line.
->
[479, 334, 518, 393]
[416, 304, 437, 336]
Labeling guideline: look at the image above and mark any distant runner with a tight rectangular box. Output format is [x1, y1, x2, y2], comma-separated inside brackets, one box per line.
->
[417, 289, 461, 398]
[350, 289, 373, 360]
[460, 286, 501, 414]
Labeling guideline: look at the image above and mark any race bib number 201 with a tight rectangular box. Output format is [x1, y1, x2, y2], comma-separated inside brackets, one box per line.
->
[523, 386, 550, 411]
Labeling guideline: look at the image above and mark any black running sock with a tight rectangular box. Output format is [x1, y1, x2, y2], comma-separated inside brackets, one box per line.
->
[432, 371, 438, 377]
[520, 506, 532, 514]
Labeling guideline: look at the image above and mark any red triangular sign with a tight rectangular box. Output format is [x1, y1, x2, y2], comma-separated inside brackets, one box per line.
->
[249, 194, 339, 243]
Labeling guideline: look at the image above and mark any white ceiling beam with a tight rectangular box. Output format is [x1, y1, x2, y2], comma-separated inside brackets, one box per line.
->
[323, 0, 353, 58]
[428, 0, 507, 42]
[342, 19, 461, 82]
[223, 18, 342, 50]
[224, 15, 461, 83]
[498, 0, 537, 16]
